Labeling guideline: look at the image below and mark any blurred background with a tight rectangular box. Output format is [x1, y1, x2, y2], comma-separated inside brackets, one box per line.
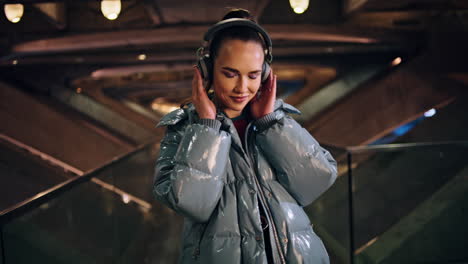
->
[1, 0, 468, 263]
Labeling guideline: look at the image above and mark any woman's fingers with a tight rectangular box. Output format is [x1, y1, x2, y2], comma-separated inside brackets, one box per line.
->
[271, 74, 277, 96]
[266, 69, 274, 92]
[193, 66, 209, 99]
[262, 71, 276, 102]
[195, 67, 208, 100]
[250, 71, 277, 119]
[268, 74, 277, 106]
[192, 66, 216, 119]
[192, 66, 198, 99]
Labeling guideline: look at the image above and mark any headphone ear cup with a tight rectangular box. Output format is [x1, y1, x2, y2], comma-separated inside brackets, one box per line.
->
[197, 54, 213, 81]
[261, 62, 271, 83]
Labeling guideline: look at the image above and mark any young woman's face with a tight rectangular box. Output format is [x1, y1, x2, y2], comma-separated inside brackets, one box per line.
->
[212, 39, 264, 118]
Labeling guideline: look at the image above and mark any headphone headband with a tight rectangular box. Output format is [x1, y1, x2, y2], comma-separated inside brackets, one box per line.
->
[203, 18, 273, 63]
[204, 18, 272, 46]
[197, 17, 273, 83]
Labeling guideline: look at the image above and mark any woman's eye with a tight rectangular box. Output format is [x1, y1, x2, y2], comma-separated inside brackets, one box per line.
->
[249, 74, 259, 79]
[223, 72, 236, 78]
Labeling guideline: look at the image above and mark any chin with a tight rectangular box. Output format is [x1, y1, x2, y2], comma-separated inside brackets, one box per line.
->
[228, 105, 245, 112]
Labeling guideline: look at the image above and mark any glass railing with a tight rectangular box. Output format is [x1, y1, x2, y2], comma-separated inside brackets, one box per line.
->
[0, 143, 183, 264]
[307, 141, 468, 264]
[306, 144, 351, 264]
[1, 141, 468, 264]
[1, 226, 4, 264]
[0, 138, 75, 213]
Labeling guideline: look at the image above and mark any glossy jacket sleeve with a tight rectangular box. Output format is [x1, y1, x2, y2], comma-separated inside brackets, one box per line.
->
[255, 112, 338, 206]
[153, 122, 231, 223]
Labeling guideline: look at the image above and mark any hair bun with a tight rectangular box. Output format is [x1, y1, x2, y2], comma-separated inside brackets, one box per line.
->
[222, 8, 256, 22]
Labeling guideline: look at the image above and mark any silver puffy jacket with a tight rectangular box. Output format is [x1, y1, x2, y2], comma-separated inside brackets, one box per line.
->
[153, 99, 338, 264]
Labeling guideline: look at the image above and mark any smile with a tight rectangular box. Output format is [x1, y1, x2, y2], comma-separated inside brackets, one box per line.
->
[230, 96, 249, 103]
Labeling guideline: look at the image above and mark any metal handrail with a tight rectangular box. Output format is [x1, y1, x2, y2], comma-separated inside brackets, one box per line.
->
[322, 141, 468, 154]
[347, 141, 468, 153]
[321, 140, 468, 264]
[0, 142, 153, 226]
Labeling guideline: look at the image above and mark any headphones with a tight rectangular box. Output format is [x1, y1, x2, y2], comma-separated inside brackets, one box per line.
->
[196, 18, 273, 83]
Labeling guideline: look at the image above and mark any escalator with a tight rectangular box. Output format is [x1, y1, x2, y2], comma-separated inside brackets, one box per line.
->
[308, 143, 468, 264]
[1, 144, 183, 264]
[0, 80, 184, 263]
[0, 138, 72, 211]
[3, 136, 467, 264]
[1, 82, 468, 264]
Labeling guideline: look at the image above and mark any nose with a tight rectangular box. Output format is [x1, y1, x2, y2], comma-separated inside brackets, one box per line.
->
[233, 76, 248, 94]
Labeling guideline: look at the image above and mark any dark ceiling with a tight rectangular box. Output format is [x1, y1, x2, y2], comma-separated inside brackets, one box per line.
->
[0, 0, 467, 107]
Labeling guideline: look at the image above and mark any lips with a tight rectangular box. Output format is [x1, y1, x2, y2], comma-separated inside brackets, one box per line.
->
[230, 96, 249, 103]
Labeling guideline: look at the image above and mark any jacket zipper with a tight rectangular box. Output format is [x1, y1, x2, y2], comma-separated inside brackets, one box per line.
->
[244, 122, 286, 264]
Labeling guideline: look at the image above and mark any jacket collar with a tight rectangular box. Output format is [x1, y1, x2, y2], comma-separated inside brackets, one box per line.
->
[156, 98, 301, 128]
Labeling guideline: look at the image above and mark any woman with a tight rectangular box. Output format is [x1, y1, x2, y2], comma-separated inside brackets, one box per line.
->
[153, 9, 337, 264]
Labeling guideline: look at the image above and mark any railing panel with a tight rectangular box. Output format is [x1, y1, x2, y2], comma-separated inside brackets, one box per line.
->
[351, 144, 468, 263]
[306, 147, 351, 264]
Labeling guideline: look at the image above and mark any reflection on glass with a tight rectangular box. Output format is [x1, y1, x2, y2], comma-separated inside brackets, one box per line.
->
[351, 144, 468, 263]
[2, 146, 183, 264]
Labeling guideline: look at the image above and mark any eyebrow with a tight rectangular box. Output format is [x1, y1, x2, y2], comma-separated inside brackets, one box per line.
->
[221, 67, 262, 74]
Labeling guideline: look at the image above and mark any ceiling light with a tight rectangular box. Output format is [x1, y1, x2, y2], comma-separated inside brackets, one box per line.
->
[138, 54, 147, 61]
[391, 57, 402, 66]
[289, 0, 309, 14]
[4, 3, 24, 23]
[424, 108, 436, 117]
[122, 194, 130, 204]
[101, 0, 121, 21]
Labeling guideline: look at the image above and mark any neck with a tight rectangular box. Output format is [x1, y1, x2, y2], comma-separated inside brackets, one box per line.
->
[224, 109, 242, 119]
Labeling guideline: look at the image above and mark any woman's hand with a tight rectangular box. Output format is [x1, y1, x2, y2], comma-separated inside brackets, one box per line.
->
[192, 66, 216, 120]
[250, 70, 277, 120]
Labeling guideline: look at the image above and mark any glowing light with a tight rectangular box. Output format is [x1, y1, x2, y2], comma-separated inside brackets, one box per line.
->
[122, 194, 130, 204]
[391, 57, 402, 66]
[151, 98, 179, 114]
[289, 0, 309, 14]
[139, 205, 151, 214]
[76, 87, 82, 93]
[138, 54, 147, 61]
[424, 108, 436, 117]
[4, 4, 24, 23]
[101, 0, 121, 21]
[12, 59, 18, 65]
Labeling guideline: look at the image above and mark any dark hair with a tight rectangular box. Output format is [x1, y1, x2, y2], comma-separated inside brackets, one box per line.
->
[180, 9, 265, 108]
[209, 8, 266, 61]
